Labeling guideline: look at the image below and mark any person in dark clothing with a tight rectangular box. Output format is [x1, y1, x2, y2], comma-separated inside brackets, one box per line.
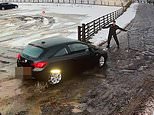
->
[103, 20, 127, 48]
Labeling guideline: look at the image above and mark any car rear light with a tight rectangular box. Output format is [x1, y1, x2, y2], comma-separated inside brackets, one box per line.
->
[32, 61, 47, 68]
[17, 53, 21, 60]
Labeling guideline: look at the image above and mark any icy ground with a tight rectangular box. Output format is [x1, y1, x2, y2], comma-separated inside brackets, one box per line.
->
[0, 3, 120, 48]
[0, 3, 139, 48]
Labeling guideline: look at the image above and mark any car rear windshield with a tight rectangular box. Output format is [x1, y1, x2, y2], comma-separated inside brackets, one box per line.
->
[22, 45, 44, 59]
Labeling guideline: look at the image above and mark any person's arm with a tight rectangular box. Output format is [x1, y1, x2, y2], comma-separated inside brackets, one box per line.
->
[103, 24, 111, 29]
[117, 26, 127, 31]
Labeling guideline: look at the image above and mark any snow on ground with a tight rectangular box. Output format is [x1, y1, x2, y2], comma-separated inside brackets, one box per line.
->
[14, 3, 119, 22]
[0, 3, 138, 48]
[90, 3, 139, 46]
[0, 3, 120, 48]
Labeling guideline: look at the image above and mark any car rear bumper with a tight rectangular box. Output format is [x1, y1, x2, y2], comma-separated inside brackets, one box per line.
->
[17, 60, 49, 81]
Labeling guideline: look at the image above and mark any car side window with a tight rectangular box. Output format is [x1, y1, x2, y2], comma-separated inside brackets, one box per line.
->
[54, 48, 68, 57]
[68, 43, 89, 53]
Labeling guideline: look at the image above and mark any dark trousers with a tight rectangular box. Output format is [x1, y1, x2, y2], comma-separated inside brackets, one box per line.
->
[107, 34, 119, 47]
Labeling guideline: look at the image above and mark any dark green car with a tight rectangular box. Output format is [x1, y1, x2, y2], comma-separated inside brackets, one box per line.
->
[17, 37, 107, 84]
[0, 3, 18, 10]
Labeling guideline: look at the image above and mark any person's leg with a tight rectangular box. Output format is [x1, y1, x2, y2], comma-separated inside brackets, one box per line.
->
[113, 34, 119, 48]
[107, 34, 112, 48]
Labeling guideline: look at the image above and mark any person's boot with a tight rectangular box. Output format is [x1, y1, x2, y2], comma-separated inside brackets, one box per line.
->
[117, 45, 120, 49]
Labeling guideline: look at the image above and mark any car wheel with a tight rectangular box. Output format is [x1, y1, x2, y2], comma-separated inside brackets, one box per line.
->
[99, 55, 106, 68]
[2, 7, 5, 10]
[15, 6, 18, 9]
[48, 72, 62, 85]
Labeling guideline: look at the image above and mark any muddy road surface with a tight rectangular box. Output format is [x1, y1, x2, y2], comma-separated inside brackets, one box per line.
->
[0, 3, 154, 115]
[79, 3, 154, 115]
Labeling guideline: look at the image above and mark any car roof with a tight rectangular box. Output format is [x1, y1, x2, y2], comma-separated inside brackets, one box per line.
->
[29, 37, 80, 49]
[0, 3, 9, 4]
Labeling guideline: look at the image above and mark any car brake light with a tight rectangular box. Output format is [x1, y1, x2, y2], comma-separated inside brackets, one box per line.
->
[17, 53, 21, 60]
[32, 62, 47, 68]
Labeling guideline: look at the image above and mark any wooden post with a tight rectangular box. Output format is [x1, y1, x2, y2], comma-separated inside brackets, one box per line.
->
[78, 26, 81, 41]
[82, 24, 86, 42]
[110, 13, 112, 22]
[112, 12, 114, 21]
[87, 24, 90, 39]
[107, 14, 109, 24]
[103, 16, 105, 27]
[87, 0, 89, 4]
[99, 18, 101, 30]
[114, 1, 116, 6]
[93, 21, 96, 34]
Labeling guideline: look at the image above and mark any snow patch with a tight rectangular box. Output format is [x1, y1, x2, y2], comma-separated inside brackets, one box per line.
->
[91, 3, 139, 46]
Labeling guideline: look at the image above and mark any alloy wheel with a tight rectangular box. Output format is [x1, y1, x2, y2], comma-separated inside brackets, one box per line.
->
[99, 56, 105, 67]
[48, 73, 62, 85]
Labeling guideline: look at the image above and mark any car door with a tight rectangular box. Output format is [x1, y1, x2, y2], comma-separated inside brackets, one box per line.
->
[46, 46, 75, 74]
[67, 43, 94, 71]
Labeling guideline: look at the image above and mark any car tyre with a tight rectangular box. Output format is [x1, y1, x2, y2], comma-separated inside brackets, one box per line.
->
[98, 55, 106, 68]
[48, 72, 62, 85]
[2, 7, 5, 10]
[15, 6, 18, 9]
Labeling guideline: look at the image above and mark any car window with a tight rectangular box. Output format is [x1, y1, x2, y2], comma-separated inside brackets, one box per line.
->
[45, 46, 61, 58]
[68, 43, 89, 53]
[23, 45, 44, 59]
[54, 48, 68, 57]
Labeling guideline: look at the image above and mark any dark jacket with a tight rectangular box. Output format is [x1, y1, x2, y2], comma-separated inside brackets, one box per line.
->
[104, 24, 127, 35]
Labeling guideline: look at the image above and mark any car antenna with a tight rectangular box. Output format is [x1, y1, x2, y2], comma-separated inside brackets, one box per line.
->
[41, 41, 45, 44]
